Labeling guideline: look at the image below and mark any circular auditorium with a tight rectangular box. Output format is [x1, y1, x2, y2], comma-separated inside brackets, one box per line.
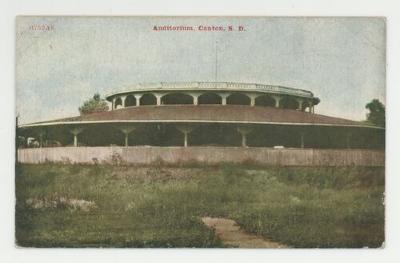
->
[18, 82, 384, 150]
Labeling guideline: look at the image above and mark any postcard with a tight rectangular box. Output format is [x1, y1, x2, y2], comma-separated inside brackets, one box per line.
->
[15, 16, 385, 248]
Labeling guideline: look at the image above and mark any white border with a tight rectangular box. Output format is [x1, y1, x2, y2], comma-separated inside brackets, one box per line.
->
[1, 1, 399, 263]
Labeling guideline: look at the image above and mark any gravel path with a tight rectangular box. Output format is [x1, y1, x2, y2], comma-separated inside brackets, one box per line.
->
[201, 217, 288, 248]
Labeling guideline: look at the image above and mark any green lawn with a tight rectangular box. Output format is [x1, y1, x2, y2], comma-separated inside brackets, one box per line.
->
[15, 163, 384, 248]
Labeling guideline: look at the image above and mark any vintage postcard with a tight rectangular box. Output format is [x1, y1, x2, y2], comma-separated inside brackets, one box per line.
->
[15, 16, 385, 248]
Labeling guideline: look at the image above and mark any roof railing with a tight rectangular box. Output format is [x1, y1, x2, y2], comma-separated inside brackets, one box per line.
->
[105, 82, 316, 99]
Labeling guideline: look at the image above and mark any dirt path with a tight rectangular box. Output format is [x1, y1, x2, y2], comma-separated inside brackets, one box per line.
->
[201, 217, 288, 248]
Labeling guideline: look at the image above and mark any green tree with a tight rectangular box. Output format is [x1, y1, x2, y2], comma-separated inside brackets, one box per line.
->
[365, 99, 385, 127]
[79, 93, 109, 115]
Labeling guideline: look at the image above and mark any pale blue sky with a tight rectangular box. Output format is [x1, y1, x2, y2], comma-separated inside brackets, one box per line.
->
[16, 16, 385, 124]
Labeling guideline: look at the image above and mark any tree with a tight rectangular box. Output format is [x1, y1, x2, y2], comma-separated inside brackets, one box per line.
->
[365, 99, 385, 127]
[79, 93, 109, 115]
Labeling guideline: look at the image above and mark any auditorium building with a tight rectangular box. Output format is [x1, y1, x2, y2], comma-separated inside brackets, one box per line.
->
[17, 82, 385, 166]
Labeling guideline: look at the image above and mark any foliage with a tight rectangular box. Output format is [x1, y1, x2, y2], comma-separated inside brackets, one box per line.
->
[16, 164, 384, 248]
[78, 93, 109, 115]
[365, 99, 385, 127]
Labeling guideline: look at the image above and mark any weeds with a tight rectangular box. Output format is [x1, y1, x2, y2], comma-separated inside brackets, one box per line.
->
[15, 164, 384, 248]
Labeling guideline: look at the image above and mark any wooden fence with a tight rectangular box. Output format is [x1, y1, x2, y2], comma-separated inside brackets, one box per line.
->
[17, 146, 385, 166]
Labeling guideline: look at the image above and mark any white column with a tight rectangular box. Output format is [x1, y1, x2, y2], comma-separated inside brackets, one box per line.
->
[219, 93, 230, 105]
[176, 125, 194, 147]
[120, 126, 136, 147]
[193, 95, 199, 105]
[155, 94, 162, 106]
[249, 94, 257, 106]
[237, 126, 252, 147]
[300, 133, 305, 148]
[112, 97, 116, 110]
[134, 94, 143, 106]
[70, 127, 84, 147]
[120, 95, 127, 108]
[271, 95, 282, 108]
[184, 131, 188, 147]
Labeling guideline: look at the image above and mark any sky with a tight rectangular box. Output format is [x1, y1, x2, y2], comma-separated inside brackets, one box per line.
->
[16, 16, 386, 124]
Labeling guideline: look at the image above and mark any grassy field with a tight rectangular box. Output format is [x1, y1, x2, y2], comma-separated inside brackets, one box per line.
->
[15, 163, 384, 248]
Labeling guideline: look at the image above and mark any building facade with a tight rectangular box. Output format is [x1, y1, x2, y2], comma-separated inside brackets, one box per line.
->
[17, 82, 384, 152]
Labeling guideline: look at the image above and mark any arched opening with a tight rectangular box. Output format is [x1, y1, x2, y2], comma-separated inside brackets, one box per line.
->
[140, 93, 157, 105]
[114, 97, 123, 109]
[280, 96, 299, 110]
[125, 95, 136, 107]
[226, 93, 251, 105]
[161, 92, 193, 105]
[255, 95, 276, 107]
[198, 92, 222, 105]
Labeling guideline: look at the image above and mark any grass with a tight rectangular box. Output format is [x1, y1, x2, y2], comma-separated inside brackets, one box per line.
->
[15, 163, 384, 248]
